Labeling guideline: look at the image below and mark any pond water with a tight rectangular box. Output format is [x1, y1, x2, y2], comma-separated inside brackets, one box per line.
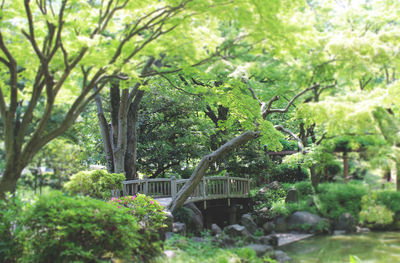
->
[282, 232, 400, 263]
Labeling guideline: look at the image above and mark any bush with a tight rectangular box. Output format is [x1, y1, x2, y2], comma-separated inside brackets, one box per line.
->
[64, 169, 124, 199]
[109, 194, 167, 259]
[0, 194, 24, 263]
[376, 190, 400, 214]
[315, 182, 367, 221]
[269, 164, 308, 183]
[360, 192, 394, 229]
[21, 191, 142, 262]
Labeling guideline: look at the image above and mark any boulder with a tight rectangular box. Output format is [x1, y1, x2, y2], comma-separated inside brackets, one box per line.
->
[262, 222, 275, 234]
[285, 211, 331, 233]
[241, 214, 258, 234]
[245, 244, 273, 257]
[336, 213, 357, 233]
[214, 233, 236, 247]
[274, 216, 289, 232]
[164, 211, 174, 232]
[184, 203, 204, 234]
[172, 222, 186, 235]
[272, 250, 292, 263]
[224, 224, 252, 239]
[258, 234, 278, 247]
[285, 187, 298, 203]
[356, 226, 370, 233]
[211, 223, 222, 236]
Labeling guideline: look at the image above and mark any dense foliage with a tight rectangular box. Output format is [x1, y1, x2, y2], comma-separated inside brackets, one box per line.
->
[64, 170, 124, 199]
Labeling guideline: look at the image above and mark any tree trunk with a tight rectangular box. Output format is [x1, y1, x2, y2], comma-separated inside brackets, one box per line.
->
[0, 164, 23, 198]
[168, 130, 260, 212]
[125, 90, 144, 180]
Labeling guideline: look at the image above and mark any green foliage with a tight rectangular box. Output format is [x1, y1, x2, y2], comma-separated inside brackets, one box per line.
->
[64, 170, 124, 199]
[359, 192, 394, 229]
[269, 164, 308, 183]
[376, 190, 400, 214]
[157, 234, 277, 263]
[21, 191, 141, 262]
[0, 193, 24, 263]
[109, 194, 167, 260]
[315, 182, 368, 221]
[253, 186, 287, 211]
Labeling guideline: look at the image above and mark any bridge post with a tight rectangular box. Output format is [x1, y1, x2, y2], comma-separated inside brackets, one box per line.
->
[245, 175, 250, 196]
[226, 174, 230, 206]
[171, 176, 177, 198]
[143, 176, 149, 195]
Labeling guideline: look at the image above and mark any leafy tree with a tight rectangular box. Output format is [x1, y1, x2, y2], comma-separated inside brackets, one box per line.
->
[0, 0, 303, 196]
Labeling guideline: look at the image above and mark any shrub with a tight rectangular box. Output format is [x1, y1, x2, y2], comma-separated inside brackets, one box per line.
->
[64, 169, 124, 199]
[359, 192, 394, 229]
[109, 194, 167, 259]
[21, 191, 142, 262]
[0, 193, 24, 263]
[269, 164, 308, 183]
[315, 182, 367, 221]
[376, 190, 400, 214]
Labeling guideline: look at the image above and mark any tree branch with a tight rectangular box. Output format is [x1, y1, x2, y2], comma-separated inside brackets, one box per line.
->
[274, 125, 306, 153]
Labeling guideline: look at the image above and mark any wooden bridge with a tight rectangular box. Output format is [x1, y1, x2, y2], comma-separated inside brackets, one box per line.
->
[121, 175, 251, 208]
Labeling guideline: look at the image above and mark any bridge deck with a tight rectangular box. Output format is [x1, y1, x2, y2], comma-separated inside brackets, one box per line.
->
[121, 175, 250, 206]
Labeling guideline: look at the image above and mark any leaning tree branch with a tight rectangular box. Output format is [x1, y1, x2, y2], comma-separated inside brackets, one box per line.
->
[274, 125, 306, 153]
[168, 130, 260, 211]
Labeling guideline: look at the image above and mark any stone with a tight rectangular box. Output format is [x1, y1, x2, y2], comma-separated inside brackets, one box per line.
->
[262, 222, 275, 234]
[274, 216, 288, 232]
[184, 203, 204, 234]
[245, 244, 273, 257]
[258, 234, 278, 247]
[172, 222, 186, 235]
[214, 233, 236, 247]
[211, 223, 222, 236]
[285, 187, 298, 203]
[224, 224, 252, 239]
[258, 181, 283, 196]
[336, 213, 357, 234]
[164, 211, 174, 232]
[356, 226, 371, 233]
[241, 214, 258, 234]
[333, 230, 346, 235]
[164, 250, 176, 259]
[273, 250, 292, 263]
[191, 236, 207, 243]
[286, 211, 329, 233]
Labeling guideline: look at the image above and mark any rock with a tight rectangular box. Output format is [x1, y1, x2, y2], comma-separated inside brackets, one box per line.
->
[245, 244, 273, 257]
[274, 216, 288, 232]
[224, 224, 251, 238]
[273, 250, 292, 263]
[356, 226, 371, 233]
[258, 234, 278, 247]
[214, 233, 236, 247]
[241, 214, 258, 234]
[164, 250, 176, 259]
[333, 230, 346, 235]
[211, 223, 222, 236]
[164, 211, 174, 232]
[286, 211, 331, 233]
[285, 187, 298, 203]
[258, 181, 283, 196]
[262, 222, 275, 234]
[336, 213, 357, 234]
[172, 222, 186, 235]
[184, 203, 204, 234]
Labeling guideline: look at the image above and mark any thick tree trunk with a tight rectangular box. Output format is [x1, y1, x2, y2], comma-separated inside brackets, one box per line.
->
[168, 130, 260, 211]
[0, 164, 24, 198]
[125, 90, 144, 180]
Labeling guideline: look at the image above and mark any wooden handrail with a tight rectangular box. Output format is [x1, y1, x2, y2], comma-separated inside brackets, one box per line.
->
[121, 175, 250, 201]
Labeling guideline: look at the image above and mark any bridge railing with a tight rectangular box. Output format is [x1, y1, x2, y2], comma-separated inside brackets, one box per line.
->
[122, 175, 250, 201]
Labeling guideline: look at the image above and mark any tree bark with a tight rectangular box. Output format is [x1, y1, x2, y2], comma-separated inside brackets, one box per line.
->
[125, 90, 145, 180]
[168, 130, 260, 211]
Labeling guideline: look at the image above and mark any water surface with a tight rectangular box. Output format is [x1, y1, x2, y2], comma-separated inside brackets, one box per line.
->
[282, 232, 400, 263]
